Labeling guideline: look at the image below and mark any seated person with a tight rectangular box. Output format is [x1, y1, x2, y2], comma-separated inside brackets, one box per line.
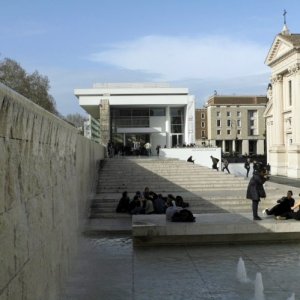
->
[262, 190, 295, 217]
[116, 191, 130, 213]
[165, 200, 182, 221]
[187, 156, 195, 164]
[175, 195, 189, 208]
[153, 194, 166, 214]
[129, 191, 145, 214]
[276, 197, 300, 220]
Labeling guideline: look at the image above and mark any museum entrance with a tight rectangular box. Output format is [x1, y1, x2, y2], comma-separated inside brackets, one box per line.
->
[171, 134, 183, 147]
[125, 133, 150, 155]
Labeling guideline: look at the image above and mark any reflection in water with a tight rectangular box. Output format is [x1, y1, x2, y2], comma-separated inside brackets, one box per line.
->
[62, 236, 300, 300]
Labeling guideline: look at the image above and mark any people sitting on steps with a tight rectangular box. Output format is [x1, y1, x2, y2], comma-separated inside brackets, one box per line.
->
[116, 191, 130, 213]
[275, 193, 300, 220]
[262, 190, 295, 217]
[118, 188, 191, 217]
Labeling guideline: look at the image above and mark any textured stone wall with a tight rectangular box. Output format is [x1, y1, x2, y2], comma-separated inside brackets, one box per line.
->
[0, 83, 104, 300]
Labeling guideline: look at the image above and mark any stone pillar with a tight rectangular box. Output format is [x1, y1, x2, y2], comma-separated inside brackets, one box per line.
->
[222, 140, 226, 152]
[289, 64, 300, 144]
[242, 140, 249, 155]
[269, 74, 287, 175]
[287, 63, 300, 177]
[271, 75, 284, 146]
[232, 140, 236, 152]
[256, 140, 264, 155]
[166, 106, 171, 147]
[99, 99, 110, 146]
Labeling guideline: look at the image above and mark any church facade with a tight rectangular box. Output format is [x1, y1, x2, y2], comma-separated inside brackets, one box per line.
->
[265, 24, 300, 178]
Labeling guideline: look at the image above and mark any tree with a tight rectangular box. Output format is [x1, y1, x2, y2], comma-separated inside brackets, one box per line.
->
[0, 58, 58, 114]
[64, 113, 88, 128]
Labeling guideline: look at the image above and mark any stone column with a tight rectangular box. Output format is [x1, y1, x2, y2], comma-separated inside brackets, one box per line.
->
[287, 63, 300, 177]
[289, 64, 300, 144]
[232, 140, 236, 152]
[222, 140, 226, 152]
[99, 99, 110, 146]
[165, 106, 171, 147]
[242, 140, 249, 155]
[271, 74, 284, 146]
[256, 140, 264, 155]
[269, 74, 286, 175]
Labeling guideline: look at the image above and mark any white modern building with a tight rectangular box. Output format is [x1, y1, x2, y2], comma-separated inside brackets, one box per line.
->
[83, 115, 100, 143]
[265, 22, 300, 178]
[74, 83, 196, 152]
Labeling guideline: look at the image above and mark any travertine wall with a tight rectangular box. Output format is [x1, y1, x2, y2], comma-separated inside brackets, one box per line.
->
[0, 83, 104, 300]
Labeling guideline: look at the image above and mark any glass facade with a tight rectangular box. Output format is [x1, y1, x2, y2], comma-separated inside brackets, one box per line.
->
[170, 107, 184, 133]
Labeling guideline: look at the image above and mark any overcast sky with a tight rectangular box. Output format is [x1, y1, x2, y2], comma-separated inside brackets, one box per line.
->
[1, 0, 300, 116]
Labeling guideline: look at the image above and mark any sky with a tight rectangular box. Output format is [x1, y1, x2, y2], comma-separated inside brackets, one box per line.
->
[1, 0, 300, 116]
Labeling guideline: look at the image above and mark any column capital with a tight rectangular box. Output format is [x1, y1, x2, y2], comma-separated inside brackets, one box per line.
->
[288, 63, 300, 76]
[271, 74, 283, 84]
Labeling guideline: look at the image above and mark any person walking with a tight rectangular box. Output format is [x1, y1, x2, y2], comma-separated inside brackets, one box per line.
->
[156, 145, 161, 157]
[244, 158, 251, 178]
[222, 158, 230, 174]
[246, 167, 269, 220]
[210, 155, 219, 171]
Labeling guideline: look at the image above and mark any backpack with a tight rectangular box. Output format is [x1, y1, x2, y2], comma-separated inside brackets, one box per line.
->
[172, 209, 195, 222]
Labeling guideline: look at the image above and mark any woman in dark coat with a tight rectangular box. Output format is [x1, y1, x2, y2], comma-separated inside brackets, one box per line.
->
[246, 168, 268, 220]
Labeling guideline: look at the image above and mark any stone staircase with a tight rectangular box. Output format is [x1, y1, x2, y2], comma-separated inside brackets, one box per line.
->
[90, 157, 287, 218]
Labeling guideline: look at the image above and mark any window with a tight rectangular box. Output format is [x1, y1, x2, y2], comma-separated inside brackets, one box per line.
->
[237, 120, 241, 127]
[250, 119, 254, 126]
[237, 129, 241, 135]
[227, 130, 231, 135]
[217, 130, 221, 135]
[170, 107, 184, 133]
[201, 113, 205, 119]
[217, 120, 221, 127]
[150, 108, 165, 116]
[201, 130, 206, 137]
[216, 112, 220, 117]
[289, 80, 292, 106]
[227, 120, 231, 127]
[201, 122, 205, 128]
[249, 129, 255, 136]
[248, 110, 256, 118]
[227, 111, 231, 117]
[237, 111, 241, 117]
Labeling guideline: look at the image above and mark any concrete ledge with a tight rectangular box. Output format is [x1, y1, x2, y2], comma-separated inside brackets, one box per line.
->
[132, 214, 300, 246]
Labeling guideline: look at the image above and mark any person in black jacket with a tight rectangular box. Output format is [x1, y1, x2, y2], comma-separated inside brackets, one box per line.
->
[244, 158, 251, 177]
[262, 191, 294, 217]
[246, 167, 269, 220]
[116, 191, 130, 213]
[210, 155, 219, 171]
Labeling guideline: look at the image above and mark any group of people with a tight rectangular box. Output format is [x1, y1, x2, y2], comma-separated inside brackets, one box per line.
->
[246, 161, 300, 221]
[116, 187, 194, 221]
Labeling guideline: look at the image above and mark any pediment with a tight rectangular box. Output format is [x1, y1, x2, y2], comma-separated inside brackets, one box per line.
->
[265, 36, 294, 66]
